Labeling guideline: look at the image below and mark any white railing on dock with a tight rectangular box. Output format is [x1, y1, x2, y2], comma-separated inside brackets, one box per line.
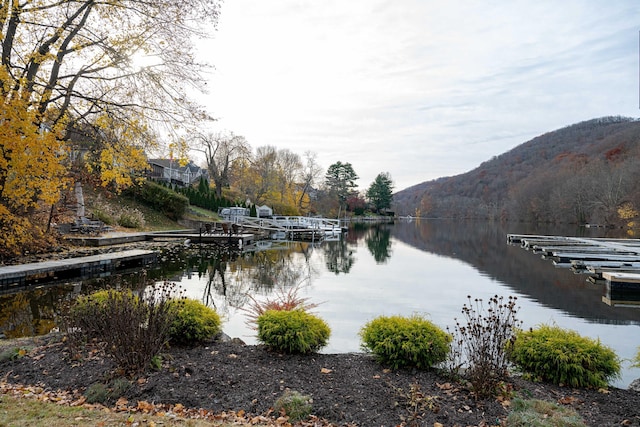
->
[229, 215, 343, 235]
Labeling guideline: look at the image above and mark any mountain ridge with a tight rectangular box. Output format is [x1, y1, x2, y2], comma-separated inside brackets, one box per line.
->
[393, 116, 640, 224]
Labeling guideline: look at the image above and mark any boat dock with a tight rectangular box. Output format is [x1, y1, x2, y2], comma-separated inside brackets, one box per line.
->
[507, 234, 640, 307]
[507, 234, 640, 273]
[0, 249, 157, 294]
[64, 229, 255, 248]
[63, 216, 341, 247]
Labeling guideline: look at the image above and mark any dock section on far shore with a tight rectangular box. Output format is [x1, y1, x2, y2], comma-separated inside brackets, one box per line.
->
[507, 234, 640, 308]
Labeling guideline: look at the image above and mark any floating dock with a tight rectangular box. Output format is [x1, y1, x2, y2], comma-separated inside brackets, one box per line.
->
[601, 272, 640, 307]
[63, 229, 254, 247]
[507, 234, 640, 274]
[507, 234, 640, 307]
[150, 232, 254, 247]
[0, 249, 157, 293]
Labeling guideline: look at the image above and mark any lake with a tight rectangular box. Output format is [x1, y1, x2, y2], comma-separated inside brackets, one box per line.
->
[2, 219, 639, 388]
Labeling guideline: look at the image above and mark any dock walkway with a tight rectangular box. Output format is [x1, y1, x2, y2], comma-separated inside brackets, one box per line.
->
[507, 234, 640, 271]
[507, 234, 640, 307]
[0, 249, 157, 293]
[63, 229, 254, 247]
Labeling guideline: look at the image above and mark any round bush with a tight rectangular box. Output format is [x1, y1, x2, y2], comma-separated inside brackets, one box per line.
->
[70, 289, 136, 322]
[168, 298, 222, 345]
[257, 309, 330, 354]
[74, 289, 117, 309]
[359, 314, 451, 370]
[508, 324, 621, 388]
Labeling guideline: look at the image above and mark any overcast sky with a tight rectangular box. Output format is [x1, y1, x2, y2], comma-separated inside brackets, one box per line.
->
[195, 0, 640, 192]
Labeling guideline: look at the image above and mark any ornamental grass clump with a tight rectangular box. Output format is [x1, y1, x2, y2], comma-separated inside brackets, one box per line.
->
[359, 314, 451, 370]
[507, 324, 621, 388]
[167, 298, 222, 345]
[274, 390, 313, 422]
[506, 398, 586, 427]
[242, 282, 320, 329]
[632, 346, 640, 368]
[257, 309, 330, 354]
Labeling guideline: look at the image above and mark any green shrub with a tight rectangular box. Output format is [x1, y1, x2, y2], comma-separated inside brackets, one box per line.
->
[359, 314, 451, 370]
[508, 324, 621, 388]
[257, 309, 330, 354]
[242, 283, 320, 329]
[506, 398, 586, 427]
[74, 289, 134, 308]
[0, 347, 28, 363]
[70, 290, 137, 339]
[134, 181, 189, 220]
[274, 390, 313, 422]
[167, 298, 222, 345]
[84, 382, 109, 404]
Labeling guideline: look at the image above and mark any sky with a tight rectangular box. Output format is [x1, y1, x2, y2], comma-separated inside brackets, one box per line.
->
[194, 0, 640, 192]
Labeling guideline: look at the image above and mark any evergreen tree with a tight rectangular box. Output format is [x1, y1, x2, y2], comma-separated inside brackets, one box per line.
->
[324, 161, 359, 209]
[366, 172, 394, 213]
[198, 176, 210, 194]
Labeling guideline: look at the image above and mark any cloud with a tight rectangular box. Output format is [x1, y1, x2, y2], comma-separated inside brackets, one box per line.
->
[197, 0, 640, 191]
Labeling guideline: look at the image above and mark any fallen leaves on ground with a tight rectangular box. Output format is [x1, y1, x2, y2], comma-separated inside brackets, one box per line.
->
[0, 380, 341, 426]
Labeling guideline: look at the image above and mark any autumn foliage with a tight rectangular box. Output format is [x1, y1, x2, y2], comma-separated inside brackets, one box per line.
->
[0, 74, 69, 256]
[0, 0, 221, 257]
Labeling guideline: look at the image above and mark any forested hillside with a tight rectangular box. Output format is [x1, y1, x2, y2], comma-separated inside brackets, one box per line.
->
[393, 116, 640, 225]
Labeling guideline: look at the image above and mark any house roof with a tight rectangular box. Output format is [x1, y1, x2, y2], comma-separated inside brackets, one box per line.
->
[148, 159, 202, 173]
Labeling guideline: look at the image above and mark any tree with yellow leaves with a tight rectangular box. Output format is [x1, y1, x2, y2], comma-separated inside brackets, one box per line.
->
[0, 71, 68, 255]
[0, 0, 221, 255]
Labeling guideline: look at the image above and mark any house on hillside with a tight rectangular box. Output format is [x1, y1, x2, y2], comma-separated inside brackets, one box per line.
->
[148, 159, 206, 187]
[257, 205, 273, 218]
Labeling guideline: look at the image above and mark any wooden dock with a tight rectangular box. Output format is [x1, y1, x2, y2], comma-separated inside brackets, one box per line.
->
[508, 234, 640, 308]
[63, 229, 254, 247]
[150, 232, 254, 248]
[0, 249, 157, 294]
[507, 234, 640, 273]
[601, 272, 640, 307]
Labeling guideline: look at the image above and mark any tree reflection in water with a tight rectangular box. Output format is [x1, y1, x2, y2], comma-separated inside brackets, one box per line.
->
[178, 242, 321, 320]
[5, 220, 638, 345]
[365, 224, 392, 264]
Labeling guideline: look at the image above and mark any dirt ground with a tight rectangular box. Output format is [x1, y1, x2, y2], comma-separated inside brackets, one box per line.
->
[1, 333, 639, 427]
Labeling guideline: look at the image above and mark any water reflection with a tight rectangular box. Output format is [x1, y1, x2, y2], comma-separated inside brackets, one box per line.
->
[3, 221, 640, 339]
[323, 238, 355, 274]
[1, 220, 639, 387]
[391, 219, 640, 324]
[366, 224, 393, 264]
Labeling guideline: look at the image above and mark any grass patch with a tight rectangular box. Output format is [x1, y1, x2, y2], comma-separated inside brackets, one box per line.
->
[274, 389, 313, 422]
[0, 394, 210, 427]
[0, 393, 280, 426]
[506, 398, 586, 426]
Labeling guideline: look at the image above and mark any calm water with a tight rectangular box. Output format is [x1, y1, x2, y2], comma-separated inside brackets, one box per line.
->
[2, 220, 639, 387]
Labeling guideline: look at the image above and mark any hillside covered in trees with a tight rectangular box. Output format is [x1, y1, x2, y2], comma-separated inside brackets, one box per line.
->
[393, 116, 640, 226]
